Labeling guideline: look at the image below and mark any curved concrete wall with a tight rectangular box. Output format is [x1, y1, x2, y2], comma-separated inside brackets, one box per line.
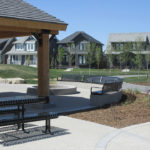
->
[90, 90, 122, 107]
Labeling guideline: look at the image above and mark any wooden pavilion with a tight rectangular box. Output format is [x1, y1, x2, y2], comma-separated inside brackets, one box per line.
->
[0, 0, 67, 102]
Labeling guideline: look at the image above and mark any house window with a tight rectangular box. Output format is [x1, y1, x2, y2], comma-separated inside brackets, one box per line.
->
[15, 55, 18, 61]
[133, 43, 136, 51]
[28, 44, 31, 50]
[80, 43, 84, 50]
[79, 55, 86, 64]
[15, 44, 23, 50]
[31, 44, 33, 50]
[72, 44, 75, 49]
[63, 55, 68, 63]
[120, 44, 123, 50]
[83, 56, 86, 64]
[79, 56, 82, 64]
[116, 43, 119, 50]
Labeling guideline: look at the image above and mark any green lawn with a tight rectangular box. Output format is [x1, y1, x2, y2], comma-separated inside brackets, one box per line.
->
[0, 64, 150, 84]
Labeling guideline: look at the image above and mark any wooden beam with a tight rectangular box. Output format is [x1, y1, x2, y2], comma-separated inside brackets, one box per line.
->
[0, 17, 67, 31]
[38, 33, 50, 101]
[50, 30, 59, 35]
[0, 25, 41, 33]
[0, 31, 32, 38]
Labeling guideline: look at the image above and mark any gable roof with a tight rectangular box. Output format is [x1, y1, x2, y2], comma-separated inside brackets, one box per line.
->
[58, 31, 103, 45]
[108, 32, 150, 43]
[0, 38, 15, 54]
[0, 38, 10, 45]
[13, 36, 36, 44]
[0, 0, 66, 25]
[13, 36, 29, 44]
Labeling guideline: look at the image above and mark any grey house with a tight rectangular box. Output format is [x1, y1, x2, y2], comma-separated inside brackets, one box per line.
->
[58, 31, 103, 67]
[6, 35, 58, 67]
[0, 38, 15, 64]
[105, 32, 150, 67]
[6, 36, 37, 67]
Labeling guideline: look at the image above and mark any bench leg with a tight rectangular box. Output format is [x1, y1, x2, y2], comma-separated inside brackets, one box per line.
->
[21, 105, 29, 133]
[17, 105, 21, 130]
[21, 104, 25, 131]
[44, 118, 52, 134]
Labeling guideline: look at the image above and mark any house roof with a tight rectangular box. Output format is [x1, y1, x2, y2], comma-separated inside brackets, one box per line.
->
[0, 38, 10, 45]
[13, 36, 36, 44]
[108, 32, 150, 43]
[58, 31, 103, 45]
[0, 0, 67, 25]
[0, 38, 15, 54]
[13, 36, 29, 44]
[6, 46, 37, 55]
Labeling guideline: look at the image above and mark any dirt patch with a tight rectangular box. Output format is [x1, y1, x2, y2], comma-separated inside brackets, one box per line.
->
[68, 91, 150, 128]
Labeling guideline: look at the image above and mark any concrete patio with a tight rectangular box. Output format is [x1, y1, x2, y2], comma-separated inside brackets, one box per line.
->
[0, 83, 149, 150]
[0, 116, 149, 150]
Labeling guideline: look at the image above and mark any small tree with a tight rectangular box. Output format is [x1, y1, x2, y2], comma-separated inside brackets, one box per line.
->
[145, 45, 150, 71]
[134, 38, 144, 78]
[95, 46, 102, 69]
[106, 45, 114, 71]
[85, 42, 96, 74]
[67, 43, 75, 67]
[57, 46, 65, 68]
[121, 42, 132, 68]
[50, 56, 55, 68]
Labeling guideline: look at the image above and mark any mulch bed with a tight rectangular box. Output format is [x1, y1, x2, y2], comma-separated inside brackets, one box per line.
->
[68, 91, 150, 128]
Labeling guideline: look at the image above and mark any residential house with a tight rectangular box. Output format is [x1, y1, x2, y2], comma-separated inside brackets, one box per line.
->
[6, 36, 37, 67]
[58, 31, 103, 68]
[105, 32, 150, 68]
[0, 38, 15, 64]
[6, 35, 58, 67]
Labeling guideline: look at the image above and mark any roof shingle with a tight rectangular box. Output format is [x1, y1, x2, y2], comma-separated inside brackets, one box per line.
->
[0, 0, 67, 25]
[58, 31, 103, 45]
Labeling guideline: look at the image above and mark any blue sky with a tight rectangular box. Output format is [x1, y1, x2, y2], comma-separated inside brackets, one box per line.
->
[25, 0, 150, 49]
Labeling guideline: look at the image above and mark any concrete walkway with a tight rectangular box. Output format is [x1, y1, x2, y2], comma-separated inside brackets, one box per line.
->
[0, 83, 150, 149]
[122, 82, 150, 94]
[0, 116, 149, 150]
[113, 75, 150, 93]
[96, 122, 150, 150]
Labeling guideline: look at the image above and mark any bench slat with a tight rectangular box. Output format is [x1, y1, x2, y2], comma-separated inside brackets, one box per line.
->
[0, 112, 58, 126]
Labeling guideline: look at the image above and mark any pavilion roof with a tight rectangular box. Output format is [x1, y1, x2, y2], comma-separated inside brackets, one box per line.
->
[0, 0, 66, 25]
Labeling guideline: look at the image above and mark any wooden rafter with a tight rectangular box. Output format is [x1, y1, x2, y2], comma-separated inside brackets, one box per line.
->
[0, 31, 32, 38]
[0, 25, 41, 33]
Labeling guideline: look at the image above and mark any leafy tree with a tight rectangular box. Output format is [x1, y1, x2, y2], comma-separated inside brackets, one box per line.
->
[106, 45, 114, 70]
[50, 56, 55, 68]
[84, 42, 96, 75]
[57, 46, 65, 68]
[95, 46, 102, 69]
[121, 42, 132, 68]
[134, 38, 144, 78]
[145, 45, 150, 70]
[118, 54, 122, 69]
[85, 42, 96, 69]
[67, 43, 75, 67]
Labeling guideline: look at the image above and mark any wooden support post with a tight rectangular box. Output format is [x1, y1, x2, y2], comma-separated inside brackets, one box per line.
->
[38, 32, 50, 102]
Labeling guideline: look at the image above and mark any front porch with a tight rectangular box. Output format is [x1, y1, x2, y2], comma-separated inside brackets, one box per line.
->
[7, 54, 37, 66]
